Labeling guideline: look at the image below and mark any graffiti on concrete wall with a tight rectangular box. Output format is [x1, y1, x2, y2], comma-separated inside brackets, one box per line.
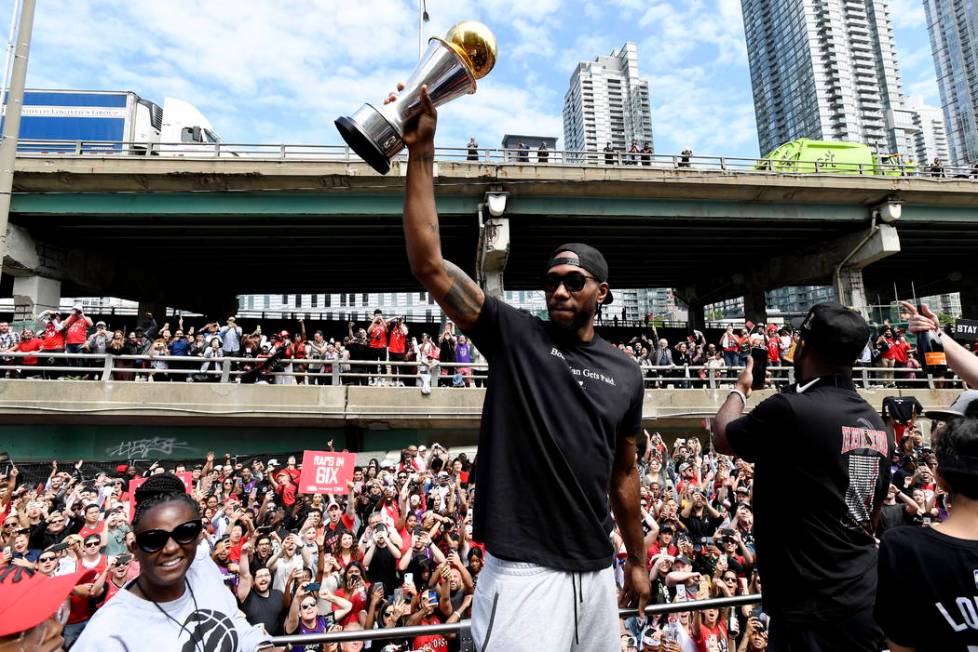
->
[105, 437, 197, 459]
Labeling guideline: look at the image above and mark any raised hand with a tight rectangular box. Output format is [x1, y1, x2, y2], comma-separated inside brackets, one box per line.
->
[384, 83, 437, 151]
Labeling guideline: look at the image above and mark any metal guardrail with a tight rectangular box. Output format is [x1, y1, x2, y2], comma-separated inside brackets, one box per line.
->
[0, 350, 965, 390]
[13, 139, 978, 179]
[267, 593, 763, 646]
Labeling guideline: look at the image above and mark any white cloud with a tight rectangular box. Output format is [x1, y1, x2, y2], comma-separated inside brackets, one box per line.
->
[649, 67, 757, 154]
[888, 0, 927, 29]
[899, 44, 935, 70]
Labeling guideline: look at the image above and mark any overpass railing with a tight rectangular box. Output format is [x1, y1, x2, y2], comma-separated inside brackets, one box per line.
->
[266, 593, 763, 648]
[0, 351, 966, 390]
[14, 139, 978, 179]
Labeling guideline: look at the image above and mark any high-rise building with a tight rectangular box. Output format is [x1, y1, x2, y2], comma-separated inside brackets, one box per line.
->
[562, 42, 653, 156]
[910, 102, 950, 165]
[741, 0, 914, 159]
[924, 0, 978, 165]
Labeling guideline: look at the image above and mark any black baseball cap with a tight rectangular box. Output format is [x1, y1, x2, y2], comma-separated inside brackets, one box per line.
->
[798, 302, 869, 366]
[548, 243, 614, 305]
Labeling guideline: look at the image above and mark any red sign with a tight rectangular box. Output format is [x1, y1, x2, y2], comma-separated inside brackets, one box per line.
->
[299, 450, 356, 494]
[128, 472, 193, 522]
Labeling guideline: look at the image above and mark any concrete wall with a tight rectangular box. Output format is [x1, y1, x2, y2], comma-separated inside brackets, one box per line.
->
[0, 380, 958, 429]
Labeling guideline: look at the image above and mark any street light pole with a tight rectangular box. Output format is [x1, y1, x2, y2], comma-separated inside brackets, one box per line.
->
[0, 0, 34, 288]
[418, 0, 429, 60]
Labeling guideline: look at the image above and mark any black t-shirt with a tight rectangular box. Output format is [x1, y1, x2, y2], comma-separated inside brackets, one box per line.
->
[876, 502, 910, 537]
[881, 396, 924, 424]
[365, 545, 399, 599]
[241, 588, 285, 635]
[462, 296, 644, 571]
[877, 526, 978, 650]
[726, 375, 894, 623]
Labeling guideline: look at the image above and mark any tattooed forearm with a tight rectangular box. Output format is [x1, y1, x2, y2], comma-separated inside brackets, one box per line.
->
[440, 261, 484, 326]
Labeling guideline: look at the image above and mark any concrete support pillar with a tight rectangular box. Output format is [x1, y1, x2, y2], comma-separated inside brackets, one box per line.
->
[835, 266, 870, 318]
[137, 299, 169, 328]
[200, 296, 240, 323]
[12, 275, 60, 323]
[675, 286, 705, 332]
[477, 216, 510, 299]
[960, 284, 978, 319]
[686, 298, 705, 332]
[743, 287, 768, 325]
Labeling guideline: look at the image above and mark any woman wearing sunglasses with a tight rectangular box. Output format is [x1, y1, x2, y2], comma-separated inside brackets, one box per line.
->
[72, 473, 273, 651]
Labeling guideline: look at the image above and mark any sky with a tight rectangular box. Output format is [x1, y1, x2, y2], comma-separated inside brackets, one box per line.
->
[0, 0, 942, 158]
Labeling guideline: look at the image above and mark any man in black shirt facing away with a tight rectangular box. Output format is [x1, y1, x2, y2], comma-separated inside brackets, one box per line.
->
[711, 303, 893, 651]
[877, 393, 978, 651]
[387, 83, 649, 651]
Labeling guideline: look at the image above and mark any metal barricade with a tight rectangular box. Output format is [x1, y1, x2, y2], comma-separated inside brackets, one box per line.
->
[15, 139, 978, 179]
[0, 352, 965, 390]
[267, 594, 763, 647]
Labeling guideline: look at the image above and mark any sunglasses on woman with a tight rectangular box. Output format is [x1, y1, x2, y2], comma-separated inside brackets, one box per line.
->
[134, 519, 203, 553]
[300, 602, 317, 610]
[543, 272, 594, 294]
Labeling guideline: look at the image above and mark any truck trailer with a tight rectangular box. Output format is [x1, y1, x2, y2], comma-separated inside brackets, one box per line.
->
[1, 89, 221, 155]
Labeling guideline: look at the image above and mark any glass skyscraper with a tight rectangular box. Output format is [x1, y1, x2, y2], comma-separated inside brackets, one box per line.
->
[741, 0, 915, 159]
[924, 0, 978, 165]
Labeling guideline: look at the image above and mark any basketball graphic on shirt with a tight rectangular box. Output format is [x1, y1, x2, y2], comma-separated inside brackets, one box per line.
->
[180, 609, 239, 652]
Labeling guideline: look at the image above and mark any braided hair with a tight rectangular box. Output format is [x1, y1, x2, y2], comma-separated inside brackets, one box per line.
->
[132, 473, 200, 528]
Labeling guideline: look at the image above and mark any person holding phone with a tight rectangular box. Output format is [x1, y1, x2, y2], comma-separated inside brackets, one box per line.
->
[712, 303, 893, 651]
[90, 553, 135, 609]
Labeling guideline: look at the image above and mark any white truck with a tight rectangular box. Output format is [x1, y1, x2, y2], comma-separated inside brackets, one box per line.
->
[2, 89, 222, 155]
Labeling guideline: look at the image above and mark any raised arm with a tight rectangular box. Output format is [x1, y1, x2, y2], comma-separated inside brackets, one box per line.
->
[389, 85, 484, 331]
[903, 301, 978, 387]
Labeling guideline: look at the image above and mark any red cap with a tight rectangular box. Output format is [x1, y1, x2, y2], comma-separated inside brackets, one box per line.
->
[115, 464, 128, 473]
[0, 567, 86, 637]
[278, 330, 290, 339]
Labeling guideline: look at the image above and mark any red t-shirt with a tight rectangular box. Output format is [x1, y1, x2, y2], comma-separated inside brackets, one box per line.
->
[694, 621, 728, 652]
[413, 615, 449, 652]
[14, 338, 42, 365]
[40, 322, 65, 351]
[892, 340, 911, 364]
[96, 577, 126, 609]
[68, 563, 105, 625]
[78, 521, 105, 541]
[64, 316, 90, 345]
[368, 322, 388, 349]
[388, 328, 407, 354]
[766, 338, 780, 363]
[881, 337, 899, 360]
[335, 585, 369, 626]
[646, 542, 679, 569]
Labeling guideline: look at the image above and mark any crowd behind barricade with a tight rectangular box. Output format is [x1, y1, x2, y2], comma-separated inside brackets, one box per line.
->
[0, 305, 974, 391]
[0, 405, 947, 651]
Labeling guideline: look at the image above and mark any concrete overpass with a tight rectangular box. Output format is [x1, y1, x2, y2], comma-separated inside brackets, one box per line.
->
[4, 153, 978, 324]
[0, 380, 957, 461]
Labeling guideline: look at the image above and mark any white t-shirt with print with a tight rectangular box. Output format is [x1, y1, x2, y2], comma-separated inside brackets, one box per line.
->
[72, 545, 269, 652]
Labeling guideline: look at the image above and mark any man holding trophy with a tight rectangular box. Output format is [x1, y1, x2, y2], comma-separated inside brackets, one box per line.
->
[337, 20, 650, 651]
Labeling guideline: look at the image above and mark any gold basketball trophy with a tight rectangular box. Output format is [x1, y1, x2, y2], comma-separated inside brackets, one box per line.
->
[335, 21, 497, 174]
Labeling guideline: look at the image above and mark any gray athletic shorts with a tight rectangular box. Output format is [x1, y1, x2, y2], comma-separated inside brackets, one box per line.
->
[470, 552, 618, 652]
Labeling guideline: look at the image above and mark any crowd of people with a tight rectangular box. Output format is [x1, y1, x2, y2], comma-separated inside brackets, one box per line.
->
[0, 398, 959, 652]
[1, 306, 974, 391]
[0, 307, 485, 391]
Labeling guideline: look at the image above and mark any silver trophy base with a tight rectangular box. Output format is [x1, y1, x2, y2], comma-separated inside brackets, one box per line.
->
[335, 103, 404, 175]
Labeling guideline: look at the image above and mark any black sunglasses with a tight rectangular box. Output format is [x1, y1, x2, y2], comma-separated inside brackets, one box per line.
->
[543, 272, 594, 294]
[38, 555, 57, 563]
[135, 519, 203, 553]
